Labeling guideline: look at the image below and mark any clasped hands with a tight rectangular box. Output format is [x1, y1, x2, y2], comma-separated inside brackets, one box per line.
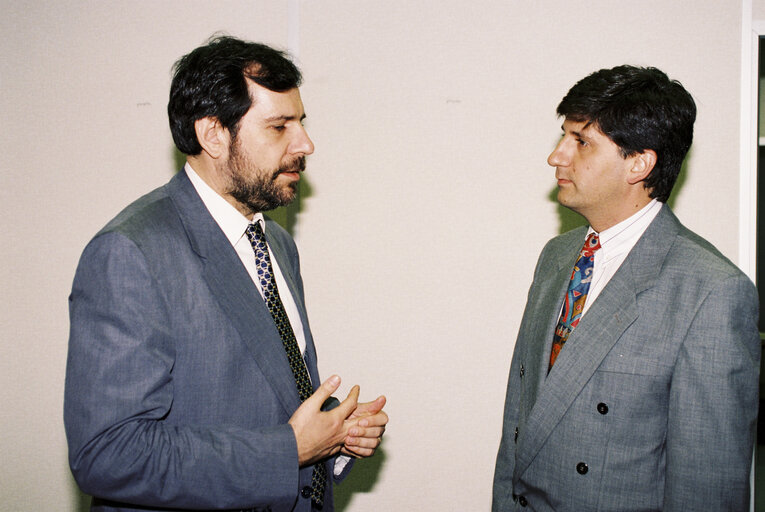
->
[288, 375, 388, 467]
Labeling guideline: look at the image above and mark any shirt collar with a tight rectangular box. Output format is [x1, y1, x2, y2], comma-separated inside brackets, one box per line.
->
[588, 199, 662, 261]
[184, 162, 265, 246]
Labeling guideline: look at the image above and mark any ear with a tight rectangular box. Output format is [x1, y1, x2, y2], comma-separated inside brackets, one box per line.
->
[194, 117, 230, 159]
[626, 149, 657, 185]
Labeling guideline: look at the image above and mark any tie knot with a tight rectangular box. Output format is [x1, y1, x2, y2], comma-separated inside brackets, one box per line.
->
[581, 233, 601, 257]
[245, 222, 267, 249]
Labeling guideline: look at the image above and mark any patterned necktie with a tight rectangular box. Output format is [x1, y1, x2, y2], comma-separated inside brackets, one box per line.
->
[245, 222, 327, 510]
[549, 232, 601, 370]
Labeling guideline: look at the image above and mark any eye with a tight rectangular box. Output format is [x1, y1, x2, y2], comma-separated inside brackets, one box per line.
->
[271, 125, 286, 132]
[576, 137, 589, 147]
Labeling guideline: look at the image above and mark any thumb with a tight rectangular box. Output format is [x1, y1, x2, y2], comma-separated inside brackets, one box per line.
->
[365, 395, 387, 415]
[352, 395, 387, 417]
[335, 384, 360, 419]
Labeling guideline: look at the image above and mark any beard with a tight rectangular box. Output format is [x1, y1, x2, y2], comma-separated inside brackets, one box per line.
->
[225, 140, 306, 214]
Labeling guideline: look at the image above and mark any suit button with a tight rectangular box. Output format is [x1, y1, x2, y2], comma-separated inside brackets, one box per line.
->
[301, 486, 312, 498]
[576, 462, 588, 474]
[518, 495, 528, 507]
[514, 427, 519, 443]
[520, 364, 525, 377]
[597, 402, 609, 415]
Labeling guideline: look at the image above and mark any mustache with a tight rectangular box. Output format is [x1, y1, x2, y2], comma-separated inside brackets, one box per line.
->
[277, 156, 306, 175]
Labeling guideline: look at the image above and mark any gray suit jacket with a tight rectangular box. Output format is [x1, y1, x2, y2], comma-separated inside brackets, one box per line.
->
[492, 206, 760, 511]
[65, 170, 348, 512]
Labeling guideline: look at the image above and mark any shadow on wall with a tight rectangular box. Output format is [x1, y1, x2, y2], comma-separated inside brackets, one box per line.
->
[334, 447, 388, 511]
[549, 149, 690, 235]
[549, 186, 588, 234]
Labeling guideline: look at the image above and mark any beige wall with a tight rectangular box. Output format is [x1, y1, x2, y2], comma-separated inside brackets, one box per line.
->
[755, 0, 765, 21]
[0, 1, 753, 510]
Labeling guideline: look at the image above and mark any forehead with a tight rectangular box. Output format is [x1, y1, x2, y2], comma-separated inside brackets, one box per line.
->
[562, 118, 602, 137]
[245, 81, 305, 120]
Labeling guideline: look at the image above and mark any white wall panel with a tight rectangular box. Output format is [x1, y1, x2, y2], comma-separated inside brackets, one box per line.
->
[0, 1, 750, 510]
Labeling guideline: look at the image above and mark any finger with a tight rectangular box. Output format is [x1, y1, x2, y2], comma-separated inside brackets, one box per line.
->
[342, 435, 382, 458]
[306, 375, 342, 408]
[348, 425, 385, 438]
[341, 445, 371, 459]
[342, 445, 376, 458]
[358, 410, 389, 428]
[345, 434, 382, 449]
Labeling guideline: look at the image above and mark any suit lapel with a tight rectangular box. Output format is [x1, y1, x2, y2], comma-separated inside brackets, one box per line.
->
[263, 219, 321, 389]
[515, 207, 680, 479]
[520, 237, 582, 418]
[166, 171, 302, 415]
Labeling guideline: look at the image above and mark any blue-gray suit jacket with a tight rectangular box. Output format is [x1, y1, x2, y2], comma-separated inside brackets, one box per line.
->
[65, 170, 347, 511]
[493, 206, 760, 511]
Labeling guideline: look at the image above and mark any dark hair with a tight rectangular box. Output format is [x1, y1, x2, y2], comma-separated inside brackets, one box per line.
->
[168, 35, 302, 155]
[557, 65, 696, 202]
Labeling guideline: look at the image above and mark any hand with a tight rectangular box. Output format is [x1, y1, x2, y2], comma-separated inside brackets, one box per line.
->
[342, 395, 388, 458]
[289, 375, 360, 467]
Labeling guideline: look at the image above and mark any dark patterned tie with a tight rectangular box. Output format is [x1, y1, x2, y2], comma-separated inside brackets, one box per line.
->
[245, 221, 327, 509]
[549, 232, 601, 370]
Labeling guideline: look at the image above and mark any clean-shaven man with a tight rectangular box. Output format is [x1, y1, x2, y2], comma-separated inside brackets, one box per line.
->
[493, 65, 759, 511]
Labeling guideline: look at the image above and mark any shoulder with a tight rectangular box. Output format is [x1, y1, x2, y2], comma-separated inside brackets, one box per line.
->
[666, 217, 746, 283]
[78, 177, 193, 277]
[97, 183, 178, 243]
[637, 209, 757, 311]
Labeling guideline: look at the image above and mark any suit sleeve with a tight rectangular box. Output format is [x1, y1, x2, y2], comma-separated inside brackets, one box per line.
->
[664, 273, 760, 510]
[64, 232, 300, 510]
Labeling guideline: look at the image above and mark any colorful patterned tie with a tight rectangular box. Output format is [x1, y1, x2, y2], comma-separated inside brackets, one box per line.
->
[549, 232, 601, 370]
[245, 222, 327, 509]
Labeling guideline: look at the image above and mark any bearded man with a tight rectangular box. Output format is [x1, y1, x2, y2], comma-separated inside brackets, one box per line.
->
[64, 36, 387, 512]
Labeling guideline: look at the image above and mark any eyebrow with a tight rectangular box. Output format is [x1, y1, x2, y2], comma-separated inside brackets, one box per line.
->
[560, 125, 583, 138]
[561, 122, 594, 139]
[264, 114, 307, 123]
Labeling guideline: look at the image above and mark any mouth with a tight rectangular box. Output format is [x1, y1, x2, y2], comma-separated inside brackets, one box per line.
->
[276, 157, 306, 180]
[278, 170, 301, 180]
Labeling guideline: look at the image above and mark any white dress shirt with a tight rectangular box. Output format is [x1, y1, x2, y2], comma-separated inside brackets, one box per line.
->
[186, 163, 355, 475]
[184, 163, 307, 354]
[582, 199, 662, 316]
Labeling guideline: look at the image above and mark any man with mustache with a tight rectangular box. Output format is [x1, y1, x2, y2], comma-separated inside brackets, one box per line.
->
[492, 65, 759, 511]
[64, 36, 388, 512]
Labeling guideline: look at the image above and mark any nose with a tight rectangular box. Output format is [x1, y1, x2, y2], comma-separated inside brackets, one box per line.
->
[547, 139, 569, 168]
[292, 125, 315, 156]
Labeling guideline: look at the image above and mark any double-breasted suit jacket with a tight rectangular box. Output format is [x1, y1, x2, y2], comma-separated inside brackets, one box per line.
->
[65, 170, 347, 512]
[493, 206, 760, 511]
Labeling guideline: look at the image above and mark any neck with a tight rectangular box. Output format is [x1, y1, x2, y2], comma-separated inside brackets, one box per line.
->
[186, 156, 254, 219]
[587, 197, 653, 232]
